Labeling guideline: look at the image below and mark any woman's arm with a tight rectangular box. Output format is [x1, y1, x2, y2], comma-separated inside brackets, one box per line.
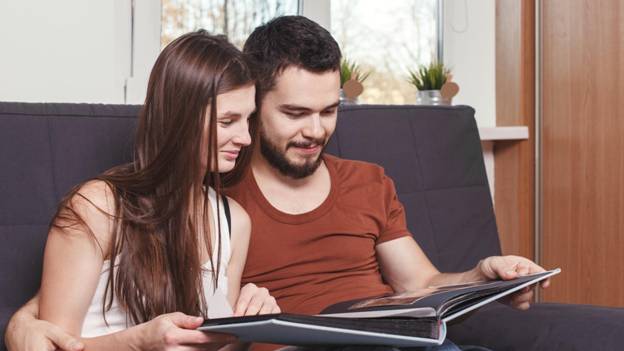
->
[39, 180, 115, 335]
[225, 197, 251, 308]
[224, 197, 280, 316]
[39, 181, 236, 351]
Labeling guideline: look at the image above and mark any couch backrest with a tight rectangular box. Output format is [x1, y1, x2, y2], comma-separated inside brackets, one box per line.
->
[0, 102, 500, 346]
[325, 105, 501, 271]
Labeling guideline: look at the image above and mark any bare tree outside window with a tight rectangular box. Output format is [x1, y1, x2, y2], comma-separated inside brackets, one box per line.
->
[331, 0, 439, 104]
[162, 0, 298, 49]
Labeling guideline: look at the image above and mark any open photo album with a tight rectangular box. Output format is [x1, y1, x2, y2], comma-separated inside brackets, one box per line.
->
[199, 269, 561, 347]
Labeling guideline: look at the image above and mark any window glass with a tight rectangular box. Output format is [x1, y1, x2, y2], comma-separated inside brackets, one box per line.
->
[162, 0, 299, 49]
[331, 0, 440, 104]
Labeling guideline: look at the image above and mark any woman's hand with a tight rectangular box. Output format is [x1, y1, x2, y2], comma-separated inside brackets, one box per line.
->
[233, 283, 281, 316]
[134, 312, 236, 351]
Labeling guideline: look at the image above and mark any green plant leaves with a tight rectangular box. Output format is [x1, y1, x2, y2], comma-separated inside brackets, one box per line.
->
[408, 62, 450, 90]
[340, 59, 370, 87]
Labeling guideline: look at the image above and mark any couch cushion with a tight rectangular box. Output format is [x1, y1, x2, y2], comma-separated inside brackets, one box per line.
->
[448, 302, 624, 351]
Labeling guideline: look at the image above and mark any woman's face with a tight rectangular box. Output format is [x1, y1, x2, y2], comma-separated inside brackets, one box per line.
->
[201, 84, 255, 173]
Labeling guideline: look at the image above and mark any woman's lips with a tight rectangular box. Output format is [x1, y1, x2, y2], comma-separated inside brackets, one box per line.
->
[222, 150, 240, 160]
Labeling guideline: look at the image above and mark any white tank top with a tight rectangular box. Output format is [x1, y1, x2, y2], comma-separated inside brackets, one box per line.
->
[80, 188, 233, 337]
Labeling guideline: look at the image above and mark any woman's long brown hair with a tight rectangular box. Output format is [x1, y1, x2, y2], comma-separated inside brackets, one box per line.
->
[50, 30, 256, 324]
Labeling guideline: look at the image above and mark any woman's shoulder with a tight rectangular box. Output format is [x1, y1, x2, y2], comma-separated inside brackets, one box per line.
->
[224, 195, 250, 241]
[55, 179, 118, 255]
[71, 179, 117, 216]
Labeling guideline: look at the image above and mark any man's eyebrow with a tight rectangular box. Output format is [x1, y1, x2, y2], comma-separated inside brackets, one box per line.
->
[279, 102, 340, 111]
[323, 101, 340, 110]
[279, 104, 313, 112]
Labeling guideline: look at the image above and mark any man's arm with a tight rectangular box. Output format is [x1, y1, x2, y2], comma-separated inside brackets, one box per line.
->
[376, 236, 550, 310]
[5, 295, 84, 351]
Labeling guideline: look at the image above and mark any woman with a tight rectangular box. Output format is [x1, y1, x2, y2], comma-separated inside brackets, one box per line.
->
[37, 30, 278, 350]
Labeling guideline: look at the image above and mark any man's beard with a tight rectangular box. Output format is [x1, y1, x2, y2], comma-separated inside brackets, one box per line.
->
[259, 129, 325, 179]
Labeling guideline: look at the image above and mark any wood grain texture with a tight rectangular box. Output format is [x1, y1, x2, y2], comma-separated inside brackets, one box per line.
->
[494, 0, 535, 259]
[541, 0, 624, 306]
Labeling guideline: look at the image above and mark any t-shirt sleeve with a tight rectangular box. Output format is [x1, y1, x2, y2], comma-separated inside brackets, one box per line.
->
[377, 175, 412, 244]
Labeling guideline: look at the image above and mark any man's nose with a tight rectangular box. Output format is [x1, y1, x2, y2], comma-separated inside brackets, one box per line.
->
[302, 114, 324, 140]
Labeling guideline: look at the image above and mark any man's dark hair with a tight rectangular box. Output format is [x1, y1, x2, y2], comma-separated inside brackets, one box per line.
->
[243, 15, 342, 103]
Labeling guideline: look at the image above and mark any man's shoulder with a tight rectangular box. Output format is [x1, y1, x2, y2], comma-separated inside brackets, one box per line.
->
[324, 154, 387, 181]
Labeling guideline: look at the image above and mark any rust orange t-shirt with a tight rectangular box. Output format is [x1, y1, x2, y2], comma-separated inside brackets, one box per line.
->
[226, 154, 411, 315]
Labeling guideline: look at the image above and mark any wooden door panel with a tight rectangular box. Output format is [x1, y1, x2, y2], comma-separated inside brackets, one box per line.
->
[541, 0, 624, 306]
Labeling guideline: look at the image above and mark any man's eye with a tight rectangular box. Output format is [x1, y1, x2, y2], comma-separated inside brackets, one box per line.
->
[285, 111, 305, 118]
[321, 109, 336, 116]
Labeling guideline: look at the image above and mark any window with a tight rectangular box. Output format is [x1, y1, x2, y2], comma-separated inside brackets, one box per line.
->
[161, 0, 300, 49]
[330, 0, 441, 104]
[147, 0, 442, 105]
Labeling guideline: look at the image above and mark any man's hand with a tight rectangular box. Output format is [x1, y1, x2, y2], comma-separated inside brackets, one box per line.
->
[5, 308, 83, 351]
[233, 283, 281, 316]
[477, 255, 551, 310]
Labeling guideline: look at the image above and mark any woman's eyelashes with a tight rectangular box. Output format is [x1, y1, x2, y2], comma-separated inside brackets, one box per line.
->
[218, 114, 239, 127]
[219, 114, 252, 127]
[219, 118, 233, 126]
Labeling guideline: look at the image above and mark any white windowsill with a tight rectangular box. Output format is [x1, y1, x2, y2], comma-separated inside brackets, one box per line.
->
[479, 126, 529, 141]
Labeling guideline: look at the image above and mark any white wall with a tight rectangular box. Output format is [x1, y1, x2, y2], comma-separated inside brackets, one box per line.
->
[0, 0, 498, 116]
[0, 0, 130, 103]
[443, 0, 496, 127]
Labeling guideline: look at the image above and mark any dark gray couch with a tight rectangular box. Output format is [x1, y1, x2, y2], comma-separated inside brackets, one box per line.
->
[1, 102, 622, 350]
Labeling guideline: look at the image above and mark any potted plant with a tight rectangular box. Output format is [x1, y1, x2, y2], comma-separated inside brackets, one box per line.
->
[340, 58, 370, 104]
[408, 62, 458, 105]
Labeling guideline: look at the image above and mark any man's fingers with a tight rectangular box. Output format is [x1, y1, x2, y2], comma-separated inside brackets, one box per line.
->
[541, 278, 551, 288]
[45, 324, 84, 351]
[528, 262, 546, 274]
[497, 262, 519, 280]
[510, 287, 534, 308]
[516, 263, 530, 276]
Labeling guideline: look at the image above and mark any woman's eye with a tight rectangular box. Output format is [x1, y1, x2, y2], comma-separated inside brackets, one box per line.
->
[219, 119, 233, 126]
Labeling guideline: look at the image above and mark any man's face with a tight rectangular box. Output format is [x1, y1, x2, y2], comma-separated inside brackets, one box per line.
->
[258, 66, 340, 178]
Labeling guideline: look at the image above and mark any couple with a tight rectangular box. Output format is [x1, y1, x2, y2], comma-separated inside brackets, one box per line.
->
[5, 16, 550, 351]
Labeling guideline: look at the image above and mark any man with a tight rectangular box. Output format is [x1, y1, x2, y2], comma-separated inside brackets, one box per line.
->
[5, 16, 548, 351]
